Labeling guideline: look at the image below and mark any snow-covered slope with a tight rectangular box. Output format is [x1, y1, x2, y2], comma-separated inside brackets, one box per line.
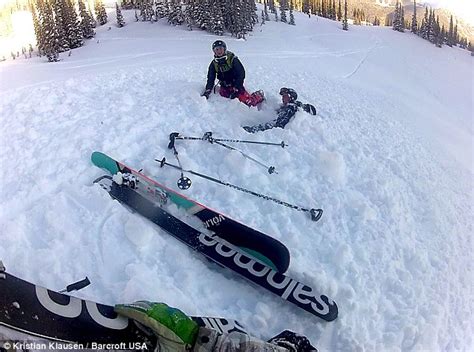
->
[0, 9, 472, 351]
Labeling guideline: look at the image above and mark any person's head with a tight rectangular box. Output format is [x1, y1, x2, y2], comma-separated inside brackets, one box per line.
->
[279, 87, 298, 105]
[212, 40, 227, 58]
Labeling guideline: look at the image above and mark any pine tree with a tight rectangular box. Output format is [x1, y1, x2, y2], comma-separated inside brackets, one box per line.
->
[400, 4, 404, 32]
[31, 1, 44, 55]
[38, 0, 60, 61]
[94, 0, 108, 25]
[280, 0, 287, 23]
[337, 0, 341, 21]
[63, 0, 84, 48]
[184, 0, 196, 29]
[427, 9, 435, 42]
[155, 0, 169, 19]
[116, 2, 125, 27]
[168, 0, 184, 26]
[411, 0, 417, 33]
[289, 0, 295, 25]
[302, 0, 310, 16]
[392, 1, 399, 31]
[208, 0, 224, 34]
[264, 0, 270, 21]
[88, 7, 96, 28]
[467, 41, 473, 55]
[196, 0, 211, 30]
[342, 0, 348, 30]
[453, 22, 458, 46]
[268, 0, 275, 14]
[52, 0, 70, 52]
[79, 0, 95, 38]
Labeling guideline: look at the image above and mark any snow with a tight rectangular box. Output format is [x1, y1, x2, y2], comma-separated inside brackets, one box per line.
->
[0, 9, 473, 351]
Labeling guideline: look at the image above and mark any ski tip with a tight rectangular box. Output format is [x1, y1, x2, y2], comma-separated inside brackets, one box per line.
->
[91, 151, 104, 161]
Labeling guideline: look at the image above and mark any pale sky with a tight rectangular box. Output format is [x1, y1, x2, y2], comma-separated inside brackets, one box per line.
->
[423, 0, 474, 25]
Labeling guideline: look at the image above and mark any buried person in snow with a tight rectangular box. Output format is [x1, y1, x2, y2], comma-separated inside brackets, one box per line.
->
[243, 88, 317, 133]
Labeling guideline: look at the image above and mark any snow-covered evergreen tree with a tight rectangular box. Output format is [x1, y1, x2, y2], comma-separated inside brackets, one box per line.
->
[94, 0, 108, 25]
[168, 0, 184, 25]
[53, 0, 70, 52]
[155, 0, 169, 19]
[116, 2, 125, 27]
[31, 1, 44, 55]
[88, 8, 97, 28]
[280, 0, 287, 23]
[289, 0, 295, 25]
[79, 0, 95, 38]
[400, 4, 405, 31]
[342, 0, 348, 30]
[268, 0, 275, 14]
[62, 0, 84, 48]
[208, 0, 224, 34]
[38, 0, 60, 61]
[411, 0, 417, 33]
[447, 15, 454, 47]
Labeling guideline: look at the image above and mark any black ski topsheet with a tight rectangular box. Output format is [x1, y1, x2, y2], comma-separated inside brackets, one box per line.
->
[0, 269, 246, 346]
[100, 180, 338, 322]
[91, 151, 290, 273]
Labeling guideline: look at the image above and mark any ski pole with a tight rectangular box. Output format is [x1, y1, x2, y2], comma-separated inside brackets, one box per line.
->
[210, 139, 277, 174]
[59, 277, 91, 293]
[155, 157, 323, 222]
[167, 133, 192, 190]
[168, 132, 288, 148]
[0, 260, 5, 279]
[169, 132, 278, 174]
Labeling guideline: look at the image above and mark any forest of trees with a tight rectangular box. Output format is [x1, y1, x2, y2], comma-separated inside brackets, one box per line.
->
[31, 0, 107, 61]
[3, 0, 472, 62]
[390, 0, 471, 51]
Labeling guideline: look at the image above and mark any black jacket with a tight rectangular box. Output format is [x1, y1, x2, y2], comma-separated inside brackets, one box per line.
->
[205, 51, 246, 92]
[243, 103, 298, 133]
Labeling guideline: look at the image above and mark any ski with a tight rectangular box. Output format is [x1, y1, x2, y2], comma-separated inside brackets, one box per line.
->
[0, 266, 246, 346]
[95, 178, 338, 322]
[91, 151, 290, 273]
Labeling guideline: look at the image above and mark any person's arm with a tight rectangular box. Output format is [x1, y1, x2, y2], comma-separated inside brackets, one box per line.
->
[204, 62, 216, 92]
[232, 57, 246, 92]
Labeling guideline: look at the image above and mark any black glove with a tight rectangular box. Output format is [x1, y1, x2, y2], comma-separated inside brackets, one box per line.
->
[268, 330, 318, 352]
[303, 104, 317, 115]
[201, 89, 211, 99]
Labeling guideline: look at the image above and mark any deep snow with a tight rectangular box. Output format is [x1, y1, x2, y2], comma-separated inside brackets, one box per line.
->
[0, 8, 472, 351]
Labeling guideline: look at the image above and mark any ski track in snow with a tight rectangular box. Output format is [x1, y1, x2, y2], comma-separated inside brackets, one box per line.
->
[0, 9, 473, 351]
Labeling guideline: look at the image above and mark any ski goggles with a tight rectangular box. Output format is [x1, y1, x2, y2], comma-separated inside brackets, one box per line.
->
[213, 46, 226, 53]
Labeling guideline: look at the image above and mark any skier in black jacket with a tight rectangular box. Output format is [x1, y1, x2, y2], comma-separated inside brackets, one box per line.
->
[201, 40, 264, 107]
[243, 88, 316, 133]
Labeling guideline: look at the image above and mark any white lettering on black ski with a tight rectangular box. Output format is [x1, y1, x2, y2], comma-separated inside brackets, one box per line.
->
[105, 182, 338, 321]
[204, 214, 226, 228]
[196, 233, 337, 320]
[35, 286, 128, 329]
[85, 300, 129, 329]
[35, 286, 82, 318]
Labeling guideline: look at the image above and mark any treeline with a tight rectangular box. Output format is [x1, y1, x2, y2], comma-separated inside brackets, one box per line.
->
[122, 0, 259, 39]
[31, 0, 109, 62]
[391, 0, 472, 53]
[259, 0, 296, 25]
